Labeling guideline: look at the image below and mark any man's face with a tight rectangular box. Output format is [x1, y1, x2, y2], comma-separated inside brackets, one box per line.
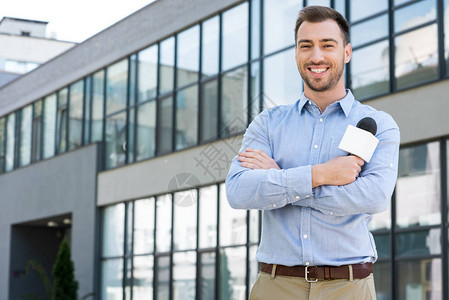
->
[295, 19, 351, 93]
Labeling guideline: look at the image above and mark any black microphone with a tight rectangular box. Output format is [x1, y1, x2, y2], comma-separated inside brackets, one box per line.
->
[339, 117, 379, 162]
[356, 117, 377, 136]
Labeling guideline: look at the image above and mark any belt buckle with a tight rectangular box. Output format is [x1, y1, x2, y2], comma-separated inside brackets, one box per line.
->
[305, 266, 318, 283]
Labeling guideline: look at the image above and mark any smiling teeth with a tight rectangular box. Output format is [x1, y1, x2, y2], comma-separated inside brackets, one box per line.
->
[311, 68, 326, 73]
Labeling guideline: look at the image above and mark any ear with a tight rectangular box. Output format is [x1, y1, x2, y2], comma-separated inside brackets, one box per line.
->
[344, 43, 352, 64]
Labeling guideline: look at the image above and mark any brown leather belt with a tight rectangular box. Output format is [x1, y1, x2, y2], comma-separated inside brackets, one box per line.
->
[260, 262, 373, 281]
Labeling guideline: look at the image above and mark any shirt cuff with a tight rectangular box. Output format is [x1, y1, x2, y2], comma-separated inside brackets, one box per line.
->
[284, 165, 314, 205]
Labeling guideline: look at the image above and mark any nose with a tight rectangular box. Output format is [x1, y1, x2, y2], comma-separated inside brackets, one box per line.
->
[310, 46, 324, 63]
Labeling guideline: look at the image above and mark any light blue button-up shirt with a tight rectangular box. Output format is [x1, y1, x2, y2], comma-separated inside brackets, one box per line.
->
[225, 90, 400, 266]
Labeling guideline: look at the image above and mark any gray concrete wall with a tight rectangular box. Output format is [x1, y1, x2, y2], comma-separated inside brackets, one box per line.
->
[0, 144, 99, 299]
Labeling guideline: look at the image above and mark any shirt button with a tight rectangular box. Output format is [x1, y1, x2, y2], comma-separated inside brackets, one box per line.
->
[319, 118, 323, 122]
[314, 145, 318, 149]
[272, 204, 277, 208]
[303, 234, 308, 239]
[305, 195, 310, 198]
[389, 163, 393, 168]
[308, 101, 312, 105]
[330, 212, 334, 215]
[295, 196, 300, 200]
[305, 262, 310, 266]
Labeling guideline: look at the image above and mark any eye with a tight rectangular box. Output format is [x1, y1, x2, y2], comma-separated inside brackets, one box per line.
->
[300, 45, 311, 49]
[324, 44, 334, 48]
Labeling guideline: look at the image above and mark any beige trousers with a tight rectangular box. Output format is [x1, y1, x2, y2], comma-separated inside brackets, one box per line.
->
[249, 272, 376, 300]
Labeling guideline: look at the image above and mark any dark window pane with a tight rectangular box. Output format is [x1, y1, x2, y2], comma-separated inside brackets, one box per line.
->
[177, 25, 199, 88]
[138, 45, 158, 102]
[219, 184, 247, 246]
[134, 198, 155, 255]
[220, 66, 248, 138]
[160, 37, 175, 94]
[102, 204, 125, 257]
[350, 0, 388, 22]
[105, 112, 127, 169]
[373, 261, 392, 300]
[199, 252, 216, 300]
[157, 96, 173, 154]
[156, 256, 170, 300]
[156, 194, 172, 253]
[129, 54, 137, 107]
[396, 229, 441, 258]
[57, 88, 68, 154]
[43, 94, 56, 159]
[128, 107, 135, 163]
[173, 252, 196, 300]
[222, 3, 248, 70]
[106, 59, 128, 115]
[0, 118, 5, 172]
[219, 247, 246, 300]
[136, 100, 156, 161]
[176, 85, 198, 150]
[351, 41, 390, 100]
[69, 80, 84, 150]
[397, 259, 442, 300]
[373, 233, 391, 260]
[351, 15, 388, 48]
[264, 0, 301, 54]
[395, 24, 438, 90]
[201, 16, 219, 77]
[133, 255, 154, 299]
[200, 79, 218, 143]
[32, 100, 43, 162]
[101, 259, 123, 300]
[394, 0, 436, 33]
[199, 185, 217, 249]
[5, 113, 15, 171]
[251, 0, 260, 60]
[19, 105, 32, 167]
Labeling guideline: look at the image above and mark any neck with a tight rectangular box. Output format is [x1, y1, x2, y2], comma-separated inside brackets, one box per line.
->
[304, 84, 347, 113]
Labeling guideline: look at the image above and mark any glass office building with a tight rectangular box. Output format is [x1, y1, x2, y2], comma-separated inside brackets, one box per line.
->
[1, 0, 449, 299]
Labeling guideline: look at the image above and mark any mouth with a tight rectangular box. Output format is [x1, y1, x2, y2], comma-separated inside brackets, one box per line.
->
[307, 66, 329, 77]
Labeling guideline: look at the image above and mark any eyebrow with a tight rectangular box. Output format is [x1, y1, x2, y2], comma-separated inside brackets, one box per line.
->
[297, 38, 339, 44]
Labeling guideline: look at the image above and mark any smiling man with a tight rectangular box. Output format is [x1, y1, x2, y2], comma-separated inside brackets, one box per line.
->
[225, 6, 400, 300]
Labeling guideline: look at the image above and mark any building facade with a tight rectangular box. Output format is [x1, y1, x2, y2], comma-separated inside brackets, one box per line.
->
[1, 0, 449, 299]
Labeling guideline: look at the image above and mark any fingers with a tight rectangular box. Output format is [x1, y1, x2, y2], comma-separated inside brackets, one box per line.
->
[239, 148, 269, 165]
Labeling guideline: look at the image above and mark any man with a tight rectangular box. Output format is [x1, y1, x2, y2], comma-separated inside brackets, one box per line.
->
[225, 6, 400, 300]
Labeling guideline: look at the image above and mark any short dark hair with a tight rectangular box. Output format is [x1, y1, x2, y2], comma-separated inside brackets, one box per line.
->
[294, 6, 350, 45]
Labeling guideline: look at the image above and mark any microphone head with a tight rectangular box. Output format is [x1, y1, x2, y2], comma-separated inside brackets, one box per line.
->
[356, 117, 377, 136]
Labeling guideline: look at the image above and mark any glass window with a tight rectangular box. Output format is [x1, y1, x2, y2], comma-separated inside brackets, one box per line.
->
[176, 85, 198, 150]
[219, 184, 247, 246]
[125, 202, 133, 256]
[102, 204, 125, 257]
[250, 61, 261, 121]
[128, 108, 135, 163]
[249, 210, 260, 244]
[106, 59, 128, 115]
[160, 37, 175, 94]
[84, 77, 91, 145]
[396, 228, 441, 258]
[200, 79, 218, 143]
[57, 88, 68, 154]
[249, 245, 258, 289]
[351, 41, 390, 100]
[19, 105, 32, 167]
[136, 100, 156, 161]
[350, 0, 388, 23]
[177, 26, 200, 88]
[251, 0, 260, 60]
[202, 16, 219, 77]
[397, 259, 442, 300]
[373, 233, 391, 260]
[307, 0, 330, 6]
[5, 113, 16, 171]
[263, 48, 302, 109]
[138, 45, 158, 102]
[394, 0, 436, 33]
[395, 0, 412, 5]
[264, 0, 301, 55]
[92, 70, 105, 143]
[351, 15, 388, 48]
[373, 262, 391, 300]
[395, 24, 438, 90]
[0, 118, 5, 172]
[69, 80, 84, 150]
[334, 0, 346, 18]
[43, 93, 56, 159]
[105, 112, 127, 169]
[199, 252, 216, 300]
[32, 100, 43, 162]
[173, 252, 196, 300]
[219, 247, 247, 300]
[369, 204, 391, 231]
[222, 3, 248, 71]
[396, 142, 441, 227]
[157, 96, 173, 155]
[134, 198, 155, 255]
[173, 189, 198, 250]
[199, 185, 217, 249]
[220, 66, 248, 138]
[156, 194, 172, 253]
[133, 255, 154, 300]
[129, 55, 137, 108]
[101, 259, 123, 300]
[156, 255, 170, 300]
[446, 0, 449, 75]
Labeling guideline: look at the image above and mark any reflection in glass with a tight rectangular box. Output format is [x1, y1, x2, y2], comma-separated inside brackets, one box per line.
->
[397, 259, 442, 300]
[220, 247, 247, 300]
[220, 66, 248, 138]
[20, 105, 32, 167]
[369, 204, 391, 231]
[250, 61, 261, 122]
[92, 71, 105, 143]
[396, 228, 441, 258]
[373, 262, 391, 300]
[137, 100, 156, 161]
[222, 3, 248, 70]
[249, 210, 260, 244]
[199, 252, 215, 300]
[394, 0, 435, 33]
[105, 112, 126, 169]
[176, 85, 198, 150]
[173, 252, 196, 300]
[351, 15, 388, 48]
[351, 41, 389, 100]
[134, 198, 155, 255]
[43, 94, 56, 159]
[101, 259, 123, 300]
[307, 0, 330, 6]
[200, 79, 218, 143]
[127, 108, 135, 163]
[0, 118, 5, 172]
[249, 245, 258, 289]
[199, 185, 217, 248]
[69, 80, 84, 150]
[157, 96, 173, 154]
[102, 204, 125, 257]
[264, 0, 301, 54]
[173, 189, 198, 250]
[32, 100, 43, 162]
[395, 24, 438, 90]
[156, 256, 170, 300]
[350, 0, 388, 23]
[396, 142, 441, 227]
[133, 255, 154, 300]
[156, 195, 172, 253]
[177, 26, 199, 88]
[263, 48, 302, 109]
[220, 184, 247, 246]
[251, 0, 260, 60]
[57, 88, 68, 154]
[446, 0, 449, 75]
[83, 77, 91, 145]
[160, 37, 175, 94]
[139, 45, 158, 102]
[373, 233, 391, 260]
[106, 59, 128, 115]
[201, 16, 219, 77]
[5, 113, 15, 171]
[334, 0, 346, 18]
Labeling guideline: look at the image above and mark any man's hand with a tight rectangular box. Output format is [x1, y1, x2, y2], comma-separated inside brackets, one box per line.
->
[312, 155, 364, 188]
[238, 148, 280, 170]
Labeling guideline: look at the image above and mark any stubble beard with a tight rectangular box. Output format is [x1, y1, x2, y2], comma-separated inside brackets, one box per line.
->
[300, 58, 345, 93]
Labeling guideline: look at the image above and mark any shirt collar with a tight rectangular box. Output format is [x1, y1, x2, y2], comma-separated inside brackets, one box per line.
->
[297, 89, 355, 117]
